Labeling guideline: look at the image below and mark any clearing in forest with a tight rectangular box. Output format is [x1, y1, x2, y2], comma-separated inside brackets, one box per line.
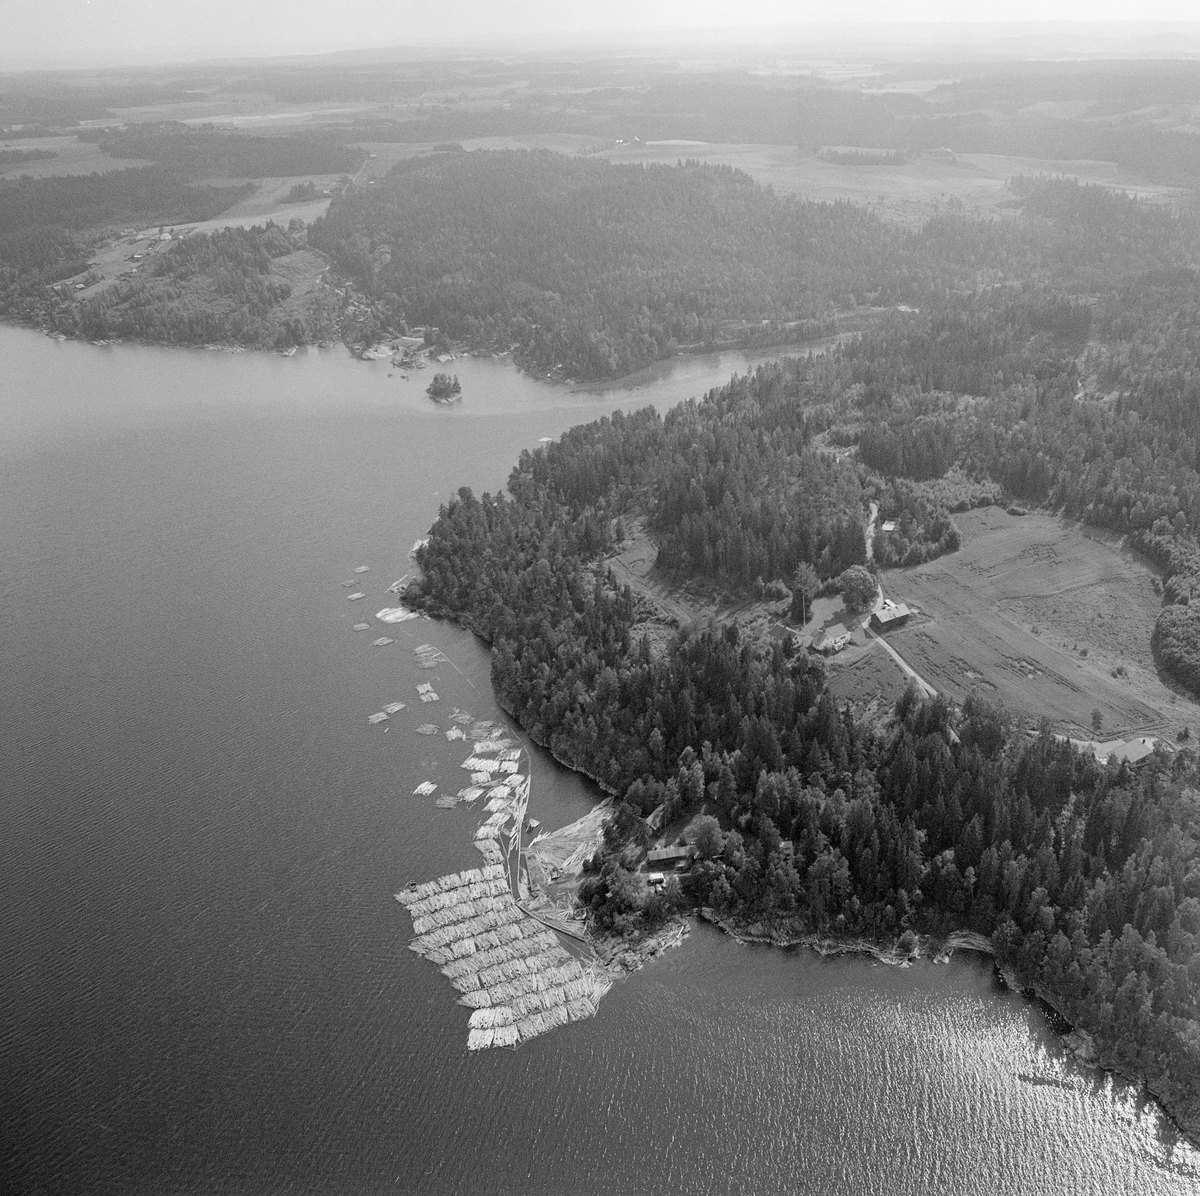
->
[880, 506, 1198, 739]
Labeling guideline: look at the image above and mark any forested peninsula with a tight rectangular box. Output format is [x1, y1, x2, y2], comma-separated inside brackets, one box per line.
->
[405, 183, 1200, 1140]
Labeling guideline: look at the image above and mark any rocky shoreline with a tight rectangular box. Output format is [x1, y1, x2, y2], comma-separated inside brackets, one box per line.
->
[698, 909, 1199, 1148]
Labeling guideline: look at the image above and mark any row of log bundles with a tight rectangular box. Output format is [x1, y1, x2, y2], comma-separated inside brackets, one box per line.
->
[466, 1024, 520, 1050]
[455, 959, 591, 1006]
[396, 864, 507, 906]
[440, 935, 559, 979]
[411, 904, 527, 951]
[410, 893, 514, 934]
[404, 876, 511, 917]
[420, 922, 527, 965]
[445, 933, 561, 975]
[474, 838, 505, 865]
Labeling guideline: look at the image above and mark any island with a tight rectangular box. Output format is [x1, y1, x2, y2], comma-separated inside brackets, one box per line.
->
[425, 372, 461, 402]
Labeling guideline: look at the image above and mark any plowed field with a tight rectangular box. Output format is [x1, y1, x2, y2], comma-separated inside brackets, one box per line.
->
[882, 507, 1198, 739]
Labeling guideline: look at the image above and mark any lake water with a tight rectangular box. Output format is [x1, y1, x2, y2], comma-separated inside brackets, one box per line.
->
[2, 326, 1197, 1195]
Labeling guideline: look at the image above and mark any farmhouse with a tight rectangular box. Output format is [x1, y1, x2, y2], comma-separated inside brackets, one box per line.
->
[871, 601, 911, 632]
[812, 623, 851, 655]
[1093, 737, 1159, 768]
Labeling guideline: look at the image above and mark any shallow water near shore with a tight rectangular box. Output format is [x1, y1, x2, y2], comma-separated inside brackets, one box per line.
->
[2, 325, 1197, 1194]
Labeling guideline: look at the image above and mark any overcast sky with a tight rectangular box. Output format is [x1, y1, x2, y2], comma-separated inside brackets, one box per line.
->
[5, 1, 1200, 70]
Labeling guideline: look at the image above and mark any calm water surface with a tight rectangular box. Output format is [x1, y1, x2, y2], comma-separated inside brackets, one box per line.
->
[2, 327, 1197, 1194]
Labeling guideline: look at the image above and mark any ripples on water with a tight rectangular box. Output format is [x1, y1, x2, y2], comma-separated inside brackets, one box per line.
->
[1, 328, 1197, 1194]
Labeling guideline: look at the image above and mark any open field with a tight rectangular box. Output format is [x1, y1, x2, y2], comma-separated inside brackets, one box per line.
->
[134, 174, 345, 235]
[882, 507, 1200, 739]
[63, 177, 344, 302]
[0, 134, 149, 177]
[825, 642, 914, 725]
[599, 143, 1189, 225]
[356, 134, 599, 180]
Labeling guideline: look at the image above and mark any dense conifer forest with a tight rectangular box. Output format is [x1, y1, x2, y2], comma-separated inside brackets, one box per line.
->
[309, 150, 872, 379]
[407, 354, 1200, 1142]
[307, 151, 1200, 382]
[88, 123, 367, 178]
[402, 174, 1200, 1141]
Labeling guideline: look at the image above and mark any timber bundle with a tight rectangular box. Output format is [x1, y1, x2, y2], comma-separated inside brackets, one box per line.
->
[396, 864, 612, 1050]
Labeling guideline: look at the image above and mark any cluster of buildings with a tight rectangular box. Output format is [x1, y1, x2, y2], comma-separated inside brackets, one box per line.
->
[807, 600, 911, 656]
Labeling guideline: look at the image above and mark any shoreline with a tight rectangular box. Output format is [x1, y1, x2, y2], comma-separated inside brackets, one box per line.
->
[9, 316, 856, 392]
[413, 593, 1200, 1147]
[699, 908, 1199, 1147]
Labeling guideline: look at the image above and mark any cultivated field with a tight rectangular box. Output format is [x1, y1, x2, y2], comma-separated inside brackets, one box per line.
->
[0, 134, 149, 177]
[599, 143, 1188, 225]
[826, 643, 914, 726]
[882, 507, 1198, 739]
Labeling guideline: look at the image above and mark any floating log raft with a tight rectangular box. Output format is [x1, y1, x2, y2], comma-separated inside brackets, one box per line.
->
[368, 712, 389, 725]
[354, 566, 369, 574]
[413, 781, 438, 796]
[352, 622, 371, 631]
[372, 637, 395, 647]
[347, 592, 366, 601]
[382, 702, 406, 714]
[416, 724, 439, 735]
[376, 607, 419, 623]
[415, 643, 448, 669]
[474, 839, 505, 865]
[396, 864, 610, 1050]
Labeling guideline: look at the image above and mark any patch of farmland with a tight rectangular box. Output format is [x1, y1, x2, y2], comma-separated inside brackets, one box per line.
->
[599, 143, 1184, 228]
[882, 507, 1197, 738]
[826, 642, 912, 726]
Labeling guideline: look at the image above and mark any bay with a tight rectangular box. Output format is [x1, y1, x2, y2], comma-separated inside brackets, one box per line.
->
[1, 326, 1196, 1194]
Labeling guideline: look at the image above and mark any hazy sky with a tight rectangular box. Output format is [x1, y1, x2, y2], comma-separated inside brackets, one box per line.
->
[5, 1, 1200, 70]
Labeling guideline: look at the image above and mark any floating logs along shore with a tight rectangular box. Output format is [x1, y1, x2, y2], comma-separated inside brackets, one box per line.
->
[396, 864, 612, 1050]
